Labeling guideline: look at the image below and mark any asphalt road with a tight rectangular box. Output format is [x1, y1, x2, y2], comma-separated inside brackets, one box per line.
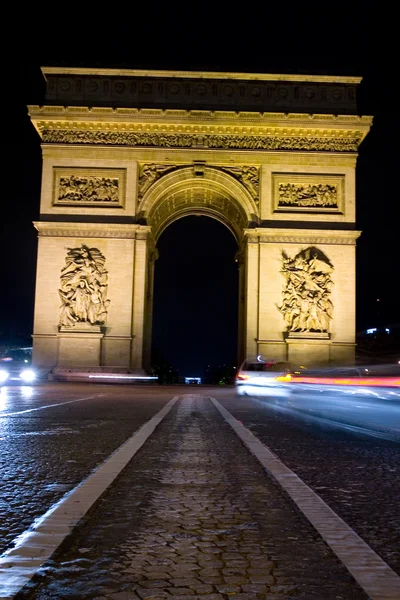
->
[0, 383, 399, 599]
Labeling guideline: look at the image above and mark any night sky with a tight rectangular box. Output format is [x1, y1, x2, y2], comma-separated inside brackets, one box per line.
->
[6, 16, 397, 374]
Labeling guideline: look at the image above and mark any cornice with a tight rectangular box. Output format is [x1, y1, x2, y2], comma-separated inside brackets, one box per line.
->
[41, 67, 363, 84]
[28, 106, 372, 127]
[243, 228, 362, 245]
[34, 221, 153, 239]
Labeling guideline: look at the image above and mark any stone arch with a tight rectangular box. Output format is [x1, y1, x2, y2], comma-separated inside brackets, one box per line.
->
[138, 167, 259, 242]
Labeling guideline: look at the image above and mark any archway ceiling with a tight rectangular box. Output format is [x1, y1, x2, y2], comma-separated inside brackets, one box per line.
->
[149, 186, 248, 242]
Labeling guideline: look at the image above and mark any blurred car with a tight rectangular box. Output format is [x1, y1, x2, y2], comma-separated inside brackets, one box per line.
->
[236, 356, 293, 397]
[0, 348, 37, 385]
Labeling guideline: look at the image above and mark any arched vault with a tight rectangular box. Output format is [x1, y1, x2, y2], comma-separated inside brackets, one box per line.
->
[138, 167, 259, 242]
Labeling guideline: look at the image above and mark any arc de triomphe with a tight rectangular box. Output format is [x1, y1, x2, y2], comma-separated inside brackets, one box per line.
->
[27, 68, 372, 374]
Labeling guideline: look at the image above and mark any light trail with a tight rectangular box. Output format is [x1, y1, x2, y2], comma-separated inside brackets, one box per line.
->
[291, 376, 400, 387]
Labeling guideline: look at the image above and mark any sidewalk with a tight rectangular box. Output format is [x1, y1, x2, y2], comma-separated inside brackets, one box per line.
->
[14, 396, 368, 600]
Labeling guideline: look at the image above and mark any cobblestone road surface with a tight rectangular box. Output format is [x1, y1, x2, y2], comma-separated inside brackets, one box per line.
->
[0, 384, 170, 555]
[16, 395, 368, 600]
[215, 391, 400, 576]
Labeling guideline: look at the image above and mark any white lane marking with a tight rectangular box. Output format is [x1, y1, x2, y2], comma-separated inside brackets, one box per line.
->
[0, 396, 104, 417]
[0, 396, 179, 599]
[211, 397, 400, 600]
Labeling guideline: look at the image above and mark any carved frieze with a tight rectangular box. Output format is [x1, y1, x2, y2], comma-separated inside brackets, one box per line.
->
[138, 162, 260, 203]
[278, 247, 334, 334]
[41, 129, 362, 153]
[58, 245, 110, 329]
[273, 174, 344, 213]
[53, 168, 126, 207]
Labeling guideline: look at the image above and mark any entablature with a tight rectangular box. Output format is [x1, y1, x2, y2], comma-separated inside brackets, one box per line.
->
[28, 106, 372, 153]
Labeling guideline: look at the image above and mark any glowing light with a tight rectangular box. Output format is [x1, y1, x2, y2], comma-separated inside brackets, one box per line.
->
[19, 369, 36, 383]
[21, 386, 34, 398]
[0, 370, 9, 383]
[0, 387, 8, 410]
[88, 374, 158, 380]
[291, 376, 399, 387]
[237, 373, 249, 381]
[275, 374, 292, 382]
[366, 328, 377, 334]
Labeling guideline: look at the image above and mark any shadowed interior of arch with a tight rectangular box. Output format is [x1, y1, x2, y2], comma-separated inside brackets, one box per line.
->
[151, 216, 238, 380]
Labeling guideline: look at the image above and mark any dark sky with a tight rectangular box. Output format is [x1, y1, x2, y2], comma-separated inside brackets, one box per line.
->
[5, 15, 397, 372]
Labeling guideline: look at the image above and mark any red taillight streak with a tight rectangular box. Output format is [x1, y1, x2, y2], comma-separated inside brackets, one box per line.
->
[237, 373, 249, 381]
[291, 377, 400, 387]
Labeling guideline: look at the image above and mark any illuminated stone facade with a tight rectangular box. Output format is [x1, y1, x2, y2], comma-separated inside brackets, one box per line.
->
[28, 68, 372, 371]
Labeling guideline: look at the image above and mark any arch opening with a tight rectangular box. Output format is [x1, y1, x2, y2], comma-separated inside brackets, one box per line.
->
[150, 215, 239, 383]
[139, 166, 259, 243]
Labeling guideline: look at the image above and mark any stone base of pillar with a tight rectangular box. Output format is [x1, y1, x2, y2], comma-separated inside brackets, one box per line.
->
[57, 330, 104, 367]
[330, 342, 356, 365]
[256, 337, 355, 368]
[287, 331, 330, 340]
[286, 337, 331, 367]
[256, 341, 287, 362]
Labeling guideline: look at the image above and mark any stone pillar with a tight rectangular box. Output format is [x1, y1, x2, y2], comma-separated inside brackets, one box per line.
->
[236, 247, 246, 367]
[243, 235, 260, 359]
[131, 231, 150, 372]
[142, 246, 157, 373]
[32, 222, 153, 373]
[242, 228, 361, 367]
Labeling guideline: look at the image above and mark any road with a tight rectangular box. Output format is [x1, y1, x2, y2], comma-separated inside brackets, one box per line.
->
[0, 383, 399, 599]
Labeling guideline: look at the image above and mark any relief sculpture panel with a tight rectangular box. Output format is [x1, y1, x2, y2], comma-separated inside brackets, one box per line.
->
[272, 174, 344, 213]
[53, 168, 126, 207]
[278, 247, 334, 335]
[59, 245, 110, 329]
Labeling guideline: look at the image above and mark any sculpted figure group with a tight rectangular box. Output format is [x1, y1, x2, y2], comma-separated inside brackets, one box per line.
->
[278, 183, 338, 208]
[279, 248, 334, 333]
[59, 245, 110, 328]
[58, 175, 119, 204]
